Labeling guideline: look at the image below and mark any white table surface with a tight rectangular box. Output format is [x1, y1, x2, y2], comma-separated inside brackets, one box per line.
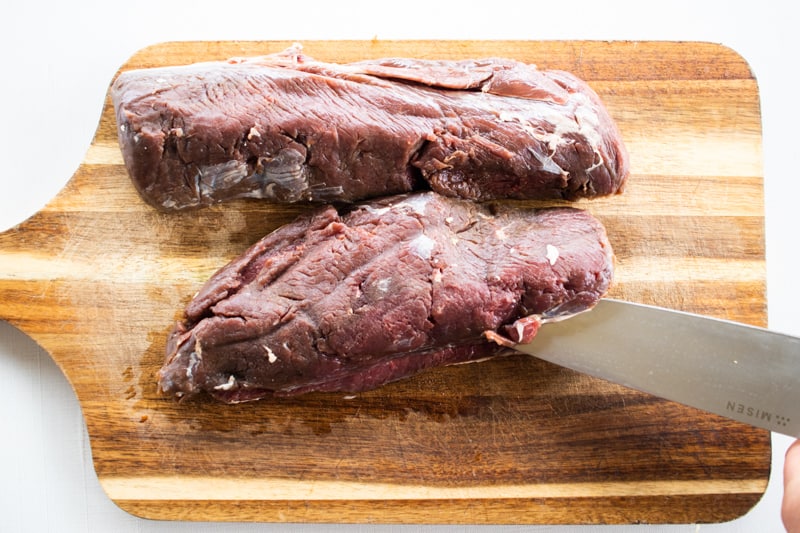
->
[1, 1, 797, 531]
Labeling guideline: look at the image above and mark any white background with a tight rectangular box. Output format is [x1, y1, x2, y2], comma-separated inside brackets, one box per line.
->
[1, 1, 797, 531]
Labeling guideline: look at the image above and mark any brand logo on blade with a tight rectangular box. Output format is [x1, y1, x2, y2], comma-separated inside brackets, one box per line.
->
[726, 400, 790, 427]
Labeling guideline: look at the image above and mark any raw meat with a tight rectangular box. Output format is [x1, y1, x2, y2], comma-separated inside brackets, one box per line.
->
[112, 45, 629, 211]
[158, 192, 614, 402]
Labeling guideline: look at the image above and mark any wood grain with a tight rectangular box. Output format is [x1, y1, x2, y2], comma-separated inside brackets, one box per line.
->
[0, 40, 768, 524]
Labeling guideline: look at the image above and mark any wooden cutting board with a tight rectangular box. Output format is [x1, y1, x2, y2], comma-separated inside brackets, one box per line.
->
[0, 40, 769, 525]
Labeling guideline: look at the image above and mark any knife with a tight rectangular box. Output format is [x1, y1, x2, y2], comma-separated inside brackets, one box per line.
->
[515, 299, 800, 438]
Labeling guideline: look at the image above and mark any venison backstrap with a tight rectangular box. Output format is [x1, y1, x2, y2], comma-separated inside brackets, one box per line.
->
[112, 45, 629, 211]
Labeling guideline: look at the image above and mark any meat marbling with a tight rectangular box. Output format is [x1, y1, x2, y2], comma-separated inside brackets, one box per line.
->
[112, 45, 629, 211]
[158, 192, 614, 402]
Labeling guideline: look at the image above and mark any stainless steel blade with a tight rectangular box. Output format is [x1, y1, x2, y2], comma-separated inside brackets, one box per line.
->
[515, 299, 800, 437]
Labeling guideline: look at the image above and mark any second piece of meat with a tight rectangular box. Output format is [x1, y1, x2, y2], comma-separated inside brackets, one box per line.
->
[159, 192, 614, 402]
[112, 45, 629, 211]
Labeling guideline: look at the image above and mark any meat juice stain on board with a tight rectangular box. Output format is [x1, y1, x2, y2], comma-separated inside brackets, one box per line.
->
[133, 340, 513, 440]
[156, 354, 543, 435]
[119, 350, 641, 486]
[151, 203, 285, 259]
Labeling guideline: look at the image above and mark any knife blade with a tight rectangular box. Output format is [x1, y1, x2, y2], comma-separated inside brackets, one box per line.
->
[514, 299, 800, 438]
